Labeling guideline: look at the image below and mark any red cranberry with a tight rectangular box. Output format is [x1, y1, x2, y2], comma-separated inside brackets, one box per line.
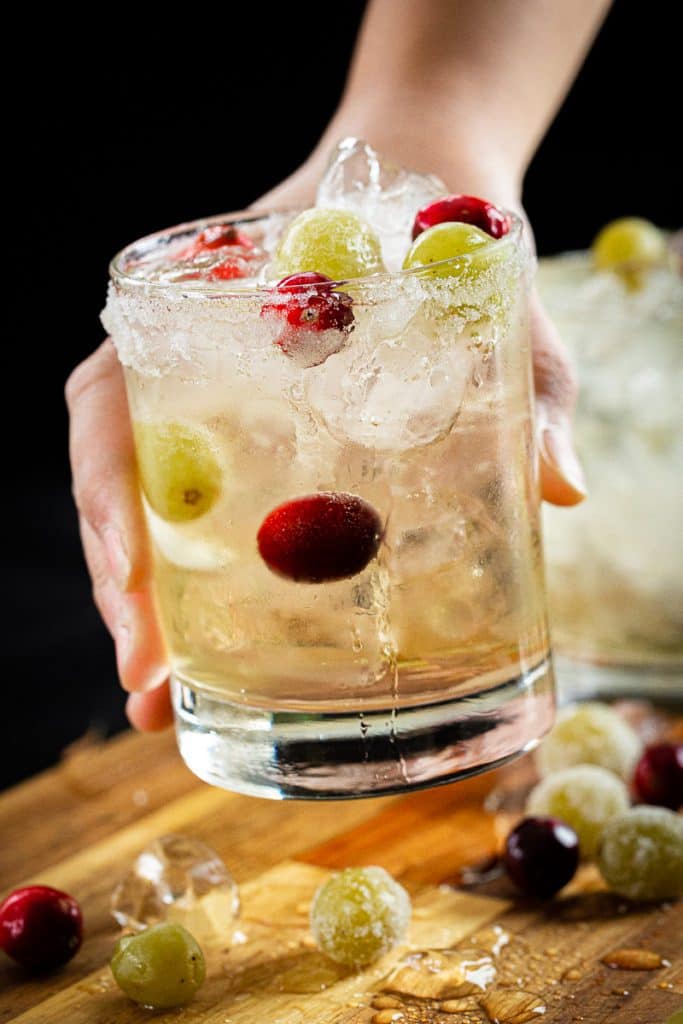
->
[504, 817, 579, 899]
[0, 885, 83, 971]
[207, 256, 249, 281]
[261, 273, 354, 365]
[633, 742, 683, 810]
[190, 223, 254, 253]
[257, 492, 382, 583]
[412, 194, 511, 240]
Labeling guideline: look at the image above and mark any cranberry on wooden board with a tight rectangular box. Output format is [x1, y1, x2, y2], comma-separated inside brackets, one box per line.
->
[503, 816, 580, 899]
[412, 194, 511, 241]
[0, 885, 83, 971]
[257, 492, 382, 583]
[633, 742, 683, 810]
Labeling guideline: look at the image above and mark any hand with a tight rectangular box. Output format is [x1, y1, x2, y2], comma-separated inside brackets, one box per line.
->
[66, 148, 584, 733]
[66, 341, 173, 731]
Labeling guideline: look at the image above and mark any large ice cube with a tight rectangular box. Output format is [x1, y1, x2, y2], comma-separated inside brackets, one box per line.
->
[316, 138, 446, 271]
[111, 834, 240, 941]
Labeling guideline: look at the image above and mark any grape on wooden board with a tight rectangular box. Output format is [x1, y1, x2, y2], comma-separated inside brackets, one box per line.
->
[110, 923, 205, 1009]
[526, 764, 630, 860]
[310, 866, 411, 967]
[598, 806, 683, 901]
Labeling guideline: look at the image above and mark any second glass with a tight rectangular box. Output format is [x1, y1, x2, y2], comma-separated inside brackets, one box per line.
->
[103, 210, 554, 798]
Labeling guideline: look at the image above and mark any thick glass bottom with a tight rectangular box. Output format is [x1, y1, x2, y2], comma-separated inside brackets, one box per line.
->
[172, 657, 555, 799]
[554, 654, 683, 707]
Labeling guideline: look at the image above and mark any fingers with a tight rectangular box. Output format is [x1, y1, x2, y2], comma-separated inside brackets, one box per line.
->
[126, 683, 174, 732]
[530, 289, 587, 506]
[81, 516, 168, 693]
[66, 340, 148, 592]
[67, 340, 170, 705]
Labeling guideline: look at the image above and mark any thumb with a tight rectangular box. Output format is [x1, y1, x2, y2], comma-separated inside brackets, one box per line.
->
[530, 289, 587, 506]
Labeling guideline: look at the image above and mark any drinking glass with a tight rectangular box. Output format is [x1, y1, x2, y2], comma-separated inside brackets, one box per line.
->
[539, 249, 683, 705]
[103, 209, 554, 798]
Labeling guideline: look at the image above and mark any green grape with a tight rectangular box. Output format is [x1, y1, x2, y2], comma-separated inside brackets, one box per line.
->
[599, 806, 683, 902]
[526, 765, 630, 860]
[134, 421, 222, 523]
[402, 221, 502, 280]
[310, 866, 411, 967]
[665, 1012, 683, 1024]
[592, 217, 667, 277]
[535, 702, 643, 780]
[110, 923, 206, 1009]
[272, 208, 384, 281]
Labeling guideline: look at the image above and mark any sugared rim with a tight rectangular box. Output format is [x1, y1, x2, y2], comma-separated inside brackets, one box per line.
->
[109, 207, 526, 298]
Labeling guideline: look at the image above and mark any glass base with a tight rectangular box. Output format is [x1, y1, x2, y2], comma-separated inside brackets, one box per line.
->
[554, 655, 683, 707]
[172, 658, 555, 800]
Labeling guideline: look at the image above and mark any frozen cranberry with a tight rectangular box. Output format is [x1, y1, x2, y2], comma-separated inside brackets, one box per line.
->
[412, 194, 511, 241]
[207, 257, 249, 281]
[504, 817, 579, 899]
[0, 885, 83, 971]
[261, 273, 354, 363]
[633, 742, 683, 810]
[190, 223, 254, 253]
[257, 492, 382, 583]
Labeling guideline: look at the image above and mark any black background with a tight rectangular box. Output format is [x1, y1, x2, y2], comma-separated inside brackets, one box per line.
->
[5, 2, 681, 789]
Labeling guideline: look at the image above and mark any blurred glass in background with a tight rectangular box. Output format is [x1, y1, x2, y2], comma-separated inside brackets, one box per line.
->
[539, 222, 682, 704]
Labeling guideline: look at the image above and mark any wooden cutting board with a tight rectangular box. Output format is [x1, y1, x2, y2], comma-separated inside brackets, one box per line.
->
[0, 728, 681, 1023]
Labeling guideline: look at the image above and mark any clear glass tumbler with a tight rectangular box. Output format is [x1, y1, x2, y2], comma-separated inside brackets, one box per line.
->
[539, 249, 683, 705]
[103, 210, 554, 798]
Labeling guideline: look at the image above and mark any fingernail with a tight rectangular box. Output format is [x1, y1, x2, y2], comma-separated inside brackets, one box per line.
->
[103, 528, 131, 590]
[541, 426, 587, 497]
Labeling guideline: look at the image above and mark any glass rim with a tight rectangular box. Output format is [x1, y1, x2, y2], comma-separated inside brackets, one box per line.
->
[109, 206, 526, 298]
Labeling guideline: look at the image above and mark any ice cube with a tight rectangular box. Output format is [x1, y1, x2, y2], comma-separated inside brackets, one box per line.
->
[316, 138, 446, 271]
[111, 834, 240, 941]
[306, 311, 473, 450]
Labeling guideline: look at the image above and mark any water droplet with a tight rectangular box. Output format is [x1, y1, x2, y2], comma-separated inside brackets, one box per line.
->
[480, 989, 547, 1023]
[601, 947, 669, 970]
[372, 996, 404, 1011]
[384, 949, 496, 1000]
[440, 997, 478, 1014]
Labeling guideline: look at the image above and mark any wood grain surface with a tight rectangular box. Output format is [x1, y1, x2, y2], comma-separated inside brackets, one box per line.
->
[0, 728, 681, 1023]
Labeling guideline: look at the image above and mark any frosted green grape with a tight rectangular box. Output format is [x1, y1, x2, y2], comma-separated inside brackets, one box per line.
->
[598, 806, 683, 902]
[134, 421, 222, 523]
[535, 702, 642, 780]
[526, 764, 630, 860]
[310, 866, 411, 967]
[110, 922, 206, 1009]
[402, 221, 501, 280]
[272, 209, 384, 281]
